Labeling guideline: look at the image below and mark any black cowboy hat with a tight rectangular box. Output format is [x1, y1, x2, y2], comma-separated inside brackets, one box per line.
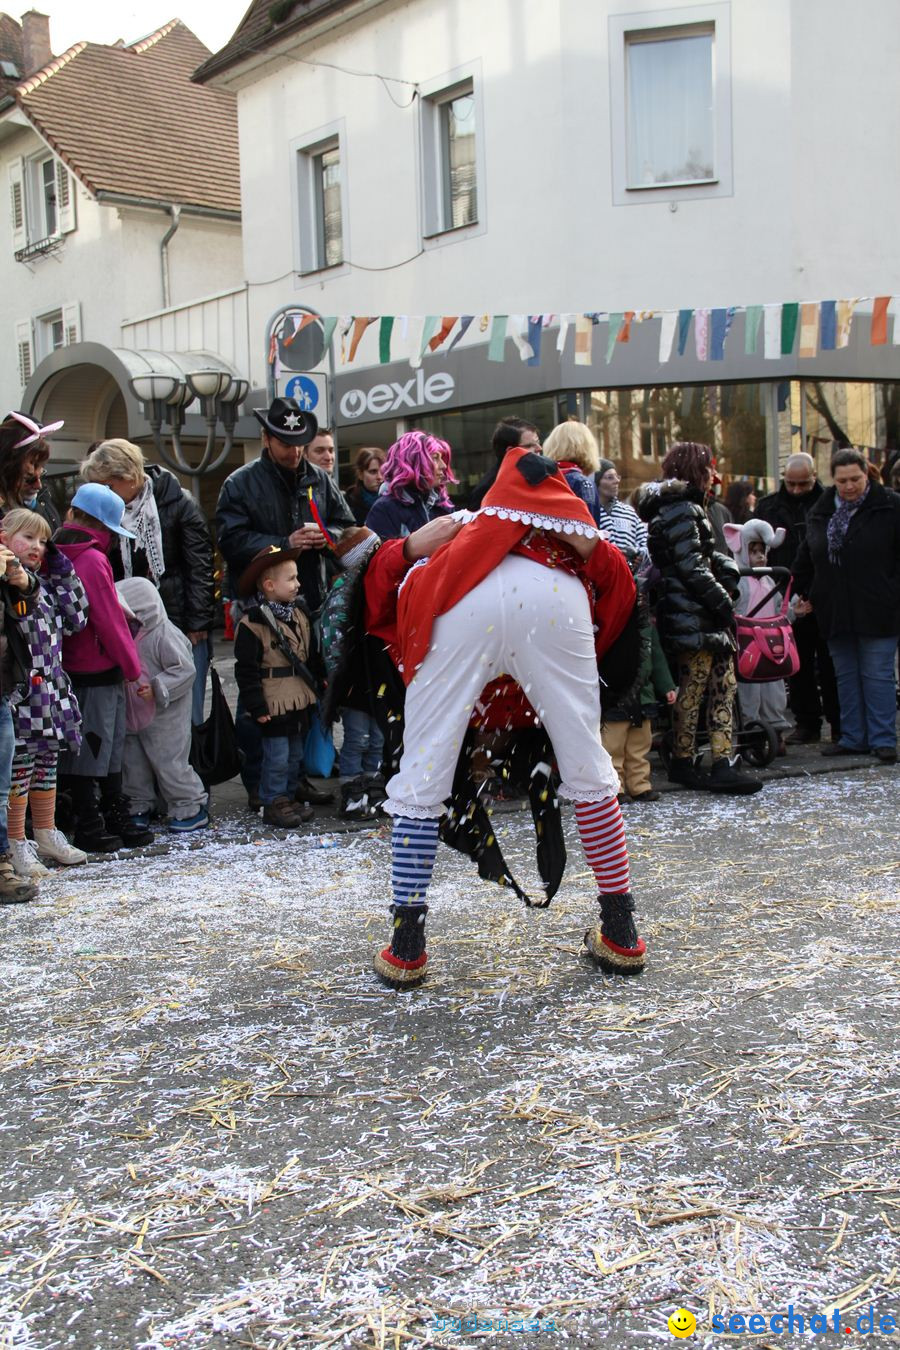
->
[252, 397, 318, 446]
[238, 544, 303, 598]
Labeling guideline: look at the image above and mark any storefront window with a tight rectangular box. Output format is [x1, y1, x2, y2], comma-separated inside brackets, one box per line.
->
[588, 383, 770, 497]
[416, 394, 564, 500]
[799, 380, 900, 482]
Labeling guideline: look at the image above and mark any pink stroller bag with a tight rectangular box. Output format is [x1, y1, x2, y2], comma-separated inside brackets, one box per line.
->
[735, 582, 800, 682]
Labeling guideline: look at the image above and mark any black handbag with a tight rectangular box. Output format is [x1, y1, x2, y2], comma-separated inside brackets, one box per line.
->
[190, 666, 240, 787]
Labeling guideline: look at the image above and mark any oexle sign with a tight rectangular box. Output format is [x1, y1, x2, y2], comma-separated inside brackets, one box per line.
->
[337, 368, 455, 421]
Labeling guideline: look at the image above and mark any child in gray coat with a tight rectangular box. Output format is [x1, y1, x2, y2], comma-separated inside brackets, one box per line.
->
[116, 578, 209, 832]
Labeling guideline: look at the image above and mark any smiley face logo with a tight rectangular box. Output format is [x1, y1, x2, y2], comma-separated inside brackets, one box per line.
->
[668, 1308, 697, 1338]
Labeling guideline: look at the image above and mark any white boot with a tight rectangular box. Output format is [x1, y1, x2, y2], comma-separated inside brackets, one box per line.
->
[9, 838, 50, 878]
[33, 828, 87, 866]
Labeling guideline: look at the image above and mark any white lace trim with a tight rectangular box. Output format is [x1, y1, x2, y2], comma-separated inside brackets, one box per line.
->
[480, 506, 601, 537]
[557, 785, 620, 804]
[383, 799, 446, 820]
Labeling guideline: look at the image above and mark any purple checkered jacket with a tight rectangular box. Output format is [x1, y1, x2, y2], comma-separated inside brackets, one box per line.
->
[10, 548, 89, 749]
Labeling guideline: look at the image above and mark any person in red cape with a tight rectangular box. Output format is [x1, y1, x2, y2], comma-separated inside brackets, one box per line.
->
[364, 444, 647, 989]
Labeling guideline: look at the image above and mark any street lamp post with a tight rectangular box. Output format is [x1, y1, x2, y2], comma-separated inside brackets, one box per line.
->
[129, 370, 250, 487]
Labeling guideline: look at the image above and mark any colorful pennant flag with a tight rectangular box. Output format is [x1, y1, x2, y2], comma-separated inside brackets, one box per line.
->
[798, 303, 819, 358]
[347, 316, 375, 363]
[557, 314, 576, 353]
[488, 315, 508, 362]
[428, 316, 458, 352]
[575, 314, 594, 365]
[604, 314, 622, 363]
[378, 316, 394, 364]
[694, 308, 711, 361]
[677, 309, 693, 356]
[744, 305, 762, 355]
[508, 315, 535, 362]
[836, 300, 856, 348]
[709, 308, 728, 360]
[820, 300, 837, 350]
[763, 304, 782, 359]
[448, 315, 475, 351]
[618, 311, 636, 343]
[526, 316, 543, 367]
[658, 311, 677, 363]
[871, 296, 890, 345]
[781, 303, 799, 356]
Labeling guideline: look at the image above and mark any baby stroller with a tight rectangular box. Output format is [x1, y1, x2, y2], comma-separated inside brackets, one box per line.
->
[655, 566, 798, 770]
[732, 565, 798, 765]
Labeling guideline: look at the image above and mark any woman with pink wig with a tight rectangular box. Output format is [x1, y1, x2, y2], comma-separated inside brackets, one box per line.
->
[364, 430, 456, 540]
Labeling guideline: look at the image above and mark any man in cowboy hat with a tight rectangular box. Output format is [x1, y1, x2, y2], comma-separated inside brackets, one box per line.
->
[216, 397, 355, 808]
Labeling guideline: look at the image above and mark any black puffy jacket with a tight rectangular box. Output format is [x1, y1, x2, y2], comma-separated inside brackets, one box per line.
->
[108, 465, 215, 633]
[638, 481, 740, 655]
[216, 451, 355, 611]
[792, 482, 900, 638]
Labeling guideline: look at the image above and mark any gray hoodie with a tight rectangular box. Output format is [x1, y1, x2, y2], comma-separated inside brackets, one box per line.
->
[116, 577, 195, 709]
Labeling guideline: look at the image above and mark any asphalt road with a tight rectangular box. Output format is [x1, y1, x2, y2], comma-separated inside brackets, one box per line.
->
[0, 765, 897, 1348]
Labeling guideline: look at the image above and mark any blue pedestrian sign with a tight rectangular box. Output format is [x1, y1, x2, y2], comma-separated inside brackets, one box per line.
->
[284, 375, 320, 411]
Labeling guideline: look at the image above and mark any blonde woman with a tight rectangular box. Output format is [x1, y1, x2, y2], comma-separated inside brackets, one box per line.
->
[542, 421, 603, 525]
[80, 440, 215, 724]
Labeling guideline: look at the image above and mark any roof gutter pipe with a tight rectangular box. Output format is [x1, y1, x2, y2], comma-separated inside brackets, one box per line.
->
[160, 203, 181, 309]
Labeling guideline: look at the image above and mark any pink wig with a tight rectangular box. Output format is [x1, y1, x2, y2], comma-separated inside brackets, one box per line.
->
[381, 430, 456, 506]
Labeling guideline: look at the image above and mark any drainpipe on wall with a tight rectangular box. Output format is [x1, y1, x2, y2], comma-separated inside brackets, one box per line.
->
[160, 204, 182, 309]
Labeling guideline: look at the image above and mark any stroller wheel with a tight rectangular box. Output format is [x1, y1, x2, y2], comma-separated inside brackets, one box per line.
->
[741, 720, 779, 767]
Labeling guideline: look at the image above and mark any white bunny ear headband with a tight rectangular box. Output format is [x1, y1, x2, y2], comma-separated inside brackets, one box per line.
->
[6, 410, 65, 449]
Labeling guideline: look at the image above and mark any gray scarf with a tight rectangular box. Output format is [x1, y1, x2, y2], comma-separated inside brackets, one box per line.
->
[119, 478, 165, 584]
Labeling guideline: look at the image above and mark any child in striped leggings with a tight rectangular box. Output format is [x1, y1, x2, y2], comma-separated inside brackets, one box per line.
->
[0, 509, 89, 876]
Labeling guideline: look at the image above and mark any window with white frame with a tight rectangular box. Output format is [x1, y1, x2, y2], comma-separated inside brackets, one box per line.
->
[626, 25, 714, 186]
[8, 151, 77, 254]
[15, 302, 81, 389]
[293, 130, 345, 274]
[609, 4, 732, 205]
[421, 77, 479, 237]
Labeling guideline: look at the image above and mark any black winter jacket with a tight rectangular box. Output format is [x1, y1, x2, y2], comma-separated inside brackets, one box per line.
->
[216, 452, 355, 611]
[108, 465, 215, 633]
[638, 481, 740, 655]
[754, 480, 825, 569]
[792, 483, 900, 639]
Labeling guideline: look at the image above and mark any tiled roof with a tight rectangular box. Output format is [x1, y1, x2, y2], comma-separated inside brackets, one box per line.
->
[17, 20, 240, 213]
[193, 0, 360, 83]
[0, 13, 25, 97]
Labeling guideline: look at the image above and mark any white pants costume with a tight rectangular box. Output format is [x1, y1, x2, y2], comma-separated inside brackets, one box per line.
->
[385, 554, 620, 818]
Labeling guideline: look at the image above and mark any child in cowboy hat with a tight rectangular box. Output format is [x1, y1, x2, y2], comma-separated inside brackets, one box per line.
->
[233, 545, 319, 829]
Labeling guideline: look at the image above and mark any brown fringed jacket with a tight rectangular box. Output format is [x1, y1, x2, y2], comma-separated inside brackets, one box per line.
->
[234, 603, 316, 735]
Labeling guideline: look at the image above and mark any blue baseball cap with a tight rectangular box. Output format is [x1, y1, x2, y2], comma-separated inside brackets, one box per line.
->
[70, 482, 136, 538]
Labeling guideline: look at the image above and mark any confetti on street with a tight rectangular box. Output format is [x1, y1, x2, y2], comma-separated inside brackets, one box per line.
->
[0, 772, 897, 1347]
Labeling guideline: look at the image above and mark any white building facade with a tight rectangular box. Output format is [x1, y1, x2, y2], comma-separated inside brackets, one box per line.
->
[187, 0, 900, 493]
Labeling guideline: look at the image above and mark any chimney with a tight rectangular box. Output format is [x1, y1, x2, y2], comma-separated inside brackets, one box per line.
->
[21, 9, 51, 76]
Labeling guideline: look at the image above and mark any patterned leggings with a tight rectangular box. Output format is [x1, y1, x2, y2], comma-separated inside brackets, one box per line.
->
[8, 740, 59, 840]
[672, 649, 736, 760]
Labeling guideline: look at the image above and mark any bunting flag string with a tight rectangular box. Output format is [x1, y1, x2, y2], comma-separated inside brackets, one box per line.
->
[278, 296, 895, 376]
